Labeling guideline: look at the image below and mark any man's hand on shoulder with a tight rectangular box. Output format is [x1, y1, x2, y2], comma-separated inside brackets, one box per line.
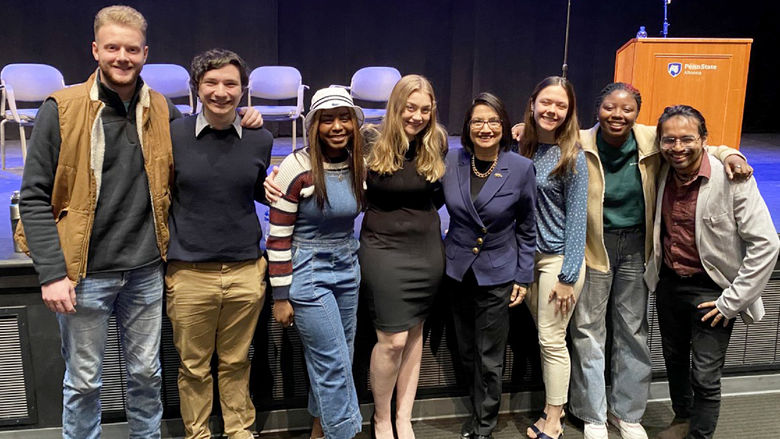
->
[42, 277, 77, 314]
[238, 107, 264, 128]
[723, 154, 753, 181]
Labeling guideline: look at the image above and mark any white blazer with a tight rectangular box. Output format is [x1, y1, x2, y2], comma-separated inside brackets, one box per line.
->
[645, 154, 780, 324]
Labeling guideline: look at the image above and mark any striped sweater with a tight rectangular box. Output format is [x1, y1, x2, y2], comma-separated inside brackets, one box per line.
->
[266, 149, 359, 299]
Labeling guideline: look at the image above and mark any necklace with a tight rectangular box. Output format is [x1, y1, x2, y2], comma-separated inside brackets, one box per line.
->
[674, 171, 696, 184]
[471, 154, 498, 178]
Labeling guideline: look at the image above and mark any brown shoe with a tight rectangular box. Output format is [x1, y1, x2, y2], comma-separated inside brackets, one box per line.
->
[655, 419, 690, 439]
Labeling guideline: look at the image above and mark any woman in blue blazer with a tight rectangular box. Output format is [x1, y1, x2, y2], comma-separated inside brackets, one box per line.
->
[443, 93, 536, 439]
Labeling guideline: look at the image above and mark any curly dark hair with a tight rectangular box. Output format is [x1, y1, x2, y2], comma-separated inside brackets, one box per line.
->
[189, 48, 249, 97]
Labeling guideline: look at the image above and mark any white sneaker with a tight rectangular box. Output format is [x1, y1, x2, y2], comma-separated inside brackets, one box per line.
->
[607, 413, 648, 439]
[583, 422, 609, 439]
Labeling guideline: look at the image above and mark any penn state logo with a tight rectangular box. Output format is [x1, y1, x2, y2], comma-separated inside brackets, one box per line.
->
[668, 62, 682, 77]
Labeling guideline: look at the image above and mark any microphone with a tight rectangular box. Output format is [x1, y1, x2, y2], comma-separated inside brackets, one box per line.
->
[561, 0, 572, 78]
[662, 0, 671, 37]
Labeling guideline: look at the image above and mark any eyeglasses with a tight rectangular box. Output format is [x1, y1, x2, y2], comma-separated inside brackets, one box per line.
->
[660, 135, 700, 149]
[470, 118, 502, 129]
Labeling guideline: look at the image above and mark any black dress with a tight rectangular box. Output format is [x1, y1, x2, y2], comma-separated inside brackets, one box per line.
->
[359, 141, 445, 333]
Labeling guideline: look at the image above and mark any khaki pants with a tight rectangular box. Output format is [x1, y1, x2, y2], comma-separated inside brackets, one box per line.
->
[526, 253, 585, 405]
[166, 258, 266, 439]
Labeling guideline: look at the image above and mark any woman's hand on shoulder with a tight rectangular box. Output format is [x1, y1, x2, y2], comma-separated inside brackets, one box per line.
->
[273, 299, 295, 328]
[511, 123, 525, 142]
[264, 166, 283, 203]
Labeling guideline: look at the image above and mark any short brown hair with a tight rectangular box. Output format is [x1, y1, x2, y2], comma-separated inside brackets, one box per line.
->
[94, 5, 147, 40]
[189, 48, 249, 97]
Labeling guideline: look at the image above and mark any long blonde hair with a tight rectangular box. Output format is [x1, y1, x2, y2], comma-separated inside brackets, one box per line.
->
[366, 74, 447, 182]
[520, 76, 581, 178]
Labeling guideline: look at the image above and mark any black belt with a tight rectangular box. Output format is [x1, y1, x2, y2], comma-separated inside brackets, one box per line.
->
[660, 263, 719, 289]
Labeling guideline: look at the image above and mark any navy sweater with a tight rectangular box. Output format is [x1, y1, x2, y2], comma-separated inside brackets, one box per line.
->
[167, 115, 273, 262]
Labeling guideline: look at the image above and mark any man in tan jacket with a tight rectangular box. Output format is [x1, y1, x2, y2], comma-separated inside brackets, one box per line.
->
[645, 105, 779, 439]
[18, 6, 177, 438]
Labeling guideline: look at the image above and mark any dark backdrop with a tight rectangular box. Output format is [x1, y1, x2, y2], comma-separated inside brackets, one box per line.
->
[2, 0, 778, 134]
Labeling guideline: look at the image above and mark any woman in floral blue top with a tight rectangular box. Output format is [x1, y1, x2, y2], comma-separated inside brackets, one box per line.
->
[518, 76, 588, 439]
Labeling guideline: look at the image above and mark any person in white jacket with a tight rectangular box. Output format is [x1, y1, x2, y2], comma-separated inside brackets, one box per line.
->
[644, 105, 780, 439]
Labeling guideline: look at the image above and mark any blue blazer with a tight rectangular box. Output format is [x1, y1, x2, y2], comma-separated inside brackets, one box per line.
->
[442, 148, 536, 286]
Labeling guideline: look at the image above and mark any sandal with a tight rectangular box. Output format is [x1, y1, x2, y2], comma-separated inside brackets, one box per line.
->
[527, 410, 565, 439]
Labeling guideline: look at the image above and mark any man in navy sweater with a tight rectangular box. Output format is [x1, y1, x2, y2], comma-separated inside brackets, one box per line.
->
[165, 49, 273, 439]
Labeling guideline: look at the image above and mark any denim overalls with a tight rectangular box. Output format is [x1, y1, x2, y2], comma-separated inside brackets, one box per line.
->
[289, 164, 362, 439]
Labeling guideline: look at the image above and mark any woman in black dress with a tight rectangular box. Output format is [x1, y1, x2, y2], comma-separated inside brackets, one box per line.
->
[265, 75, 447, 439]
[360, 74, 448, 439]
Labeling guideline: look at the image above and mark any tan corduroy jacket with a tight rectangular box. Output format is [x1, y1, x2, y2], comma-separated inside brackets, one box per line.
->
[580, 123, 743, 273]
[16, 71, 173, 283]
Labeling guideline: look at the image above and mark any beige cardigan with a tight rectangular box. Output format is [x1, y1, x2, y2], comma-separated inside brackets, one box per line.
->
[580, 123, 744, 273]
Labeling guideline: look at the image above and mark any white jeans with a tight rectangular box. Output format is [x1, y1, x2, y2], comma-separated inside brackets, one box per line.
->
[526, 253, 585, 405]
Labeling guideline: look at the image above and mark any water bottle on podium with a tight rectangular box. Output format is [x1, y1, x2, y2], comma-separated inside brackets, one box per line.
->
[636, 26, 648, 38]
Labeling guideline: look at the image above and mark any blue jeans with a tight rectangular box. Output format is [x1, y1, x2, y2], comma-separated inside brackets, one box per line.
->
[57, 261, 164, 439]
[289, 237, 362, 439]
[569, 228, 651, 424]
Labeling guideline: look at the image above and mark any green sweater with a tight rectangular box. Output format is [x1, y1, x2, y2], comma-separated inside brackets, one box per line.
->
[597, 131, 645, 229]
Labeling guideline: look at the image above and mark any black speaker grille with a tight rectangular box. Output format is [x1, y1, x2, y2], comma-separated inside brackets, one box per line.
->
[0, 315, 30, 422]
[647, 278, 780, 373]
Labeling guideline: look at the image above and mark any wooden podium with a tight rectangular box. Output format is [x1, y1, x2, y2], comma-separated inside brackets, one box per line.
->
[614, 38, 752, 148]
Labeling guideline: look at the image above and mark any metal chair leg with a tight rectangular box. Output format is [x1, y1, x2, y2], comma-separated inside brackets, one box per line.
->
[19, 124, 27, 165]
[292, 120, 297, 149]
[301, 115, 307, 148]
[1, 119, 7, 170]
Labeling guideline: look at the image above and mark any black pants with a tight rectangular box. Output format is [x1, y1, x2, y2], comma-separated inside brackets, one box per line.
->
[656, 265, 734, 439]
[450, 271, 512, 436]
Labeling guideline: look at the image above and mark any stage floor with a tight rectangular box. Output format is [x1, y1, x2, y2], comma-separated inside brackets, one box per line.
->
[251, 392, 780, 439]
[1, 133, 779, 239]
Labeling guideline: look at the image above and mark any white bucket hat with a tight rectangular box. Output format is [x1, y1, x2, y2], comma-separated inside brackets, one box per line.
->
[304, 87, 365, 131]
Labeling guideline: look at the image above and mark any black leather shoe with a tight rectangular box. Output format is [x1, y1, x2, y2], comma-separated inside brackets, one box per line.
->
[459, 416, 475, 438]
